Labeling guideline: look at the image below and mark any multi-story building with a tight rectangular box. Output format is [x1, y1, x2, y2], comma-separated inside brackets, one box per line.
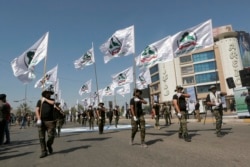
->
[149, 25, 248, 108]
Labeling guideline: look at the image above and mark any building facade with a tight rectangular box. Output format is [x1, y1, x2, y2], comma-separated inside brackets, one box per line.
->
[149, 25, 246, 108]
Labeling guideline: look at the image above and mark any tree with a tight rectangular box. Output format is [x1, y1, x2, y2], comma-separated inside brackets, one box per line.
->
[16, 102, 33, 117]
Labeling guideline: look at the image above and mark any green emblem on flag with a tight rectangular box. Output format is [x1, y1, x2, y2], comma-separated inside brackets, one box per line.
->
[81, 51, 92, 64]
[109, 36, 122, 56]
[177, 31, 197, 50]
[24, 50, 35, 68]
[140, 46, 158, 63]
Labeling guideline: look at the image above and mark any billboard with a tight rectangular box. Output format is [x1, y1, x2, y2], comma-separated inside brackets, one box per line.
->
[233, 87, 250, 117]
[237, 31, 250, 68]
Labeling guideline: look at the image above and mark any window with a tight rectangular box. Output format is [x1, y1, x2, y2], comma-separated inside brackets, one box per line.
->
[180, 55, 192, 63]
[194, 62, 216, 72]
[150, 65, 158, 74]
[151, 83, 159, 92]
[196, 84, 221, 93]
[151, 74, 159, 83]
[182, 76, 195, 85]
[192, 51, 215, 62]
[181, 65, 194, 74]
[195, 72, 218, 83]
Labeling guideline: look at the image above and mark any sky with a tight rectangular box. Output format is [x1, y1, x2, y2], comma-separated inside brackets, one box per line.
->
[1, 0, 250, 110]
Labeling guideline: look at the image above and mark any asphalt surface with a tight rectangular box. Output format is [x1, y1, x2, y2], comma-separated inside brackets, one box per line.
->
[1, 113, 250, 167]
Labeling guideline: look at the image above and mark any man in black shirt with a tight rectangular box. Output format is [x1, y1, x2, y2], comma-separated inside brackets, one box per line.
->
[35, 89, 55, 158]
[97, 102, 106, 134]
[172, 85, 191, 142]
[130, 89, 148, 148]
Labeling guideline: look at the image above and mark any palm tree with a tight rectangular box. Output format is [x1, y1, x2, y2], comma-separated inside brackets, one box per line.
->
[16, 102, 33, 117]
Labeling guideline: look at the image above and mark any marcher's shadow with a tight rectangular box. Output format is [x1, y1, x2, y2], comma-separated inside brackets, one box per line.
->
[55, 145, 91, 154]
[146, 138, 164, 146]
[67, 137, 111, 142]
[103, 131, 120, 134]
[147, 131, 176, 137]
[0, 151, 33, 160]
[60, 133, 81, 138]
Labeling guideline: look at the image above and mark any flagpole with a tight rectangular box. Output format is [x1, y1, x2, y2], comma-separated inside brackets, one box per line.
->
[173, 59, 178, 86]
[93, 42, 100, 104]
[42, 33, 49, 90]
[39, 32, 49, 119]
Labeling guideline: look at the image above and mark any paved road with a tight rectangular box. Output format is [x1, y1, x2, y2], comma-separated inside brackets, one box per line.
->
[1, 115, 250, 167]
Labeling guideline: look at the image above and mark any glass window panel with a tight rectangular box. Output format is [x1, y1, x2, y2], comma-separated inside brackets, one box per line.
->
[180, 55, 192, 63]
[193, 51, 215, 62]
[181, 65, 193, 74]
[182, 76, 195, 85]
[196, 84, 221, 93]
[151, 74, 159, 83]
[149, 65, 158, 74]
[194, 62, 216, 72]
[195, 72, 218, 83]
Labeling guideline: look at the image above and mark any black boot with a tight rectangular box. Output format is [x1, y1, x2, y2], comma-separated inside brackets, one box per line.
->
[40, 152, 48, 158]
[184, 135, 191, 142]
[178, 133, 183, 139]
[217, 132, 224, 137]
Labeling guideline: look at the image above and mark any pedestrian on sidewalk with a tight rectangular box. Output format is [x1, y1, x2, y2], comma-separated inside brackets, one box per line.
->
[0, 94, 9, 145]
[206, 85, 227, 137]
[195, 101, 201, 122]
[20, 113, 28, 129]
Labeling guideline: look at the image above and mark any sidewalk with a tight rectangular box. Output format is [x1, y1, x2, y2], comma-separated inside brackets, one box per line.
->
[143, 111, 250, 124]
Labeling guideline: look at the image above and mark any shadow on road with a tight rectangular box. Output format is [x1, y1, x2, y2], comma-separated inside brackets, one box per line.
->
[0, 151, 34, 160]
[55, 145, 91, 154]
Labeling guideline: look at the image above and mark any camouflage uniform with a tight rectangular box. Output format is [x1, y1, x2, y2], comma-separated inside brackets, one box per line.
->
[87, 107, 95, 130]
[54, 103, 64, 137]
[38, 121, 56, 153]
[130, 91, 148, 147]
[98, 103, 106, 134]
[113, 108, 119, 128]
[172, 86, 191, 142]
[131, 115, 146, 143]
[162, 103, 171, 125]
[206, 86, 226, 137]
[152, 103, 160, 129]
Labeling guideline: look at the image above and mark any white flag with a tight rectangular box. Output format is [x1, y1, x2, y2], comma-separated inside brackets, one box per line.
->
[112, 66, 133, 87]
[81, 98, 91, 107]
[74, 47, 95, 69]
[116, 83, 130, 97]
[79, 79, 92, 95]
[54, 79, 60, 101]
[102, 83, 115, 96]
[34, 65, 58, 88]
[136, 36, 173, 68]
[100, 25, 135, 63]
[11, 32, 49, 83]
[172, 19, 213, 57]
[136, 69, 151, 89]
